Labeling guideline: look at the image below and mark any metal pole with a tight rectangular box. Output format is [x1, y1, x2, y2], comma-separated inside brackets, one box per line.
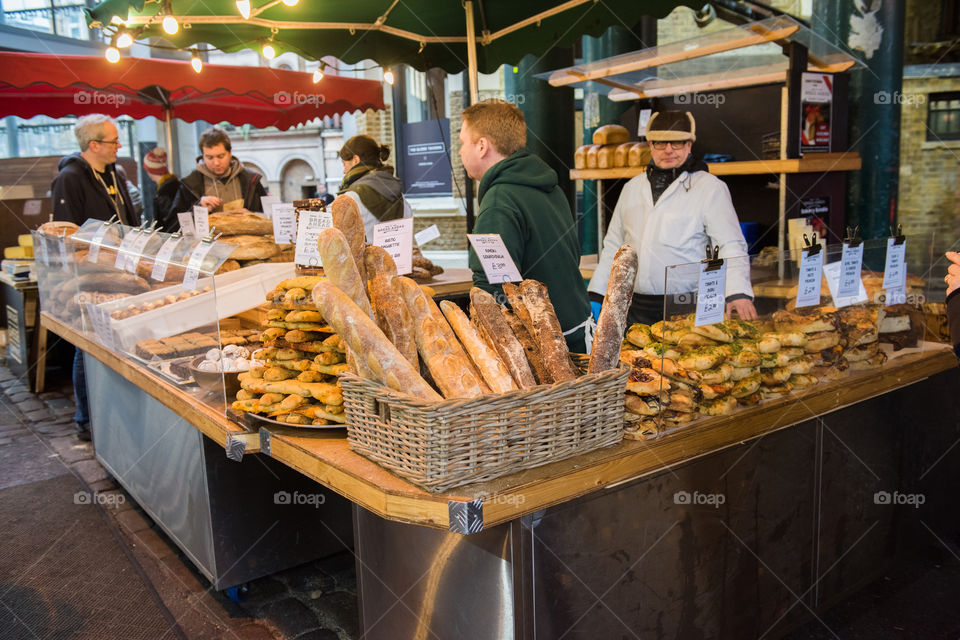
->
[464, 0, 479, 104]
[165, 108, 176, 176]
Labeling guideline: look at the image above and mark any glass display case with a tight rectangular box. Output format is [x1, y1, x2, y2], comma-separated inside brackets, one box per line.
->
[623, 236, 948, 437]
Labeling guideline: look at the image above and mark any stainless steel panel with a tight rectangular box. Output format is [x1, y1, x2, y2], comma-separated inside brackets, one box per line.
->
[353, 506, 515, 640]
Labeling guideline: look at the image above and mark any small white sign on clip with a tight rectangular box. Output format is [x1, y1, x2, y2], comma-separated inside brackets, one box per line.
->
[885, 262, 909, 307]
[414, 224, 441, 247]
[795, 248, 824, 308]
[882, 237, 907, 290]
[151, 235, 182, 282]
[271, 203, 297, 244]
[177, 212, 196, 237]
[467, 234, 521, 284]
[373, 218, 414, 275]
[182, 241, 215, 290]
[115, 230, 139, 270]
[57, 236, 70, 274]
[35, 235, 48, 266]
[87, 303, 117, 351]
[695, 261, 727, 327]
[823, 260, 868, 308]
[837, 242, 864, 298]
[88, 224, 111, 263]
[294, 211, 334, 267]
[260, 195, 281, 220]
[126, 230, 153, 274]
[193, 206, 210, 237]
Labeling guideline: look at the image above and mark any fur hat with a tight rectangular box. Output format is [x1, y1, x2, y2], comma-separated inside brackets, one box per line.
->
[645, 111, 696, 142]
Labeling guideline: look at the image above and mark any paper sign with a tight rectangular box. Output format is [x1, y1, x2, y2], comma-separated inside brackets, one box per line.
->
[115, 231, 139, 270]
[86, 303, 117, 351]
[272, 204, 297, 244]
[695, 261, 727, 327]
[177, 212, 196, 237]
[23, 199, 42, 216]
[151, 235, 182, 282]
[294, 211, 334, 267]
[35, 235, 48, 266]
[58, 237, 70, 274]
[260, 195, 281, 219]
[882, 237, 907, 290]
[795, 248, 824, 308]
[885, 262, 908, 306]
[373, 218, 414, 275]
[837, 242, 864, 298]
[87, 224, 110, 263]
[823, 260, 868, 308]
[467, 234, 521, 284]
[182, 241, 215, 290]
[126, 231, 153, 274]
[193, 206, 210, 237]
[414, 224, 441, 247]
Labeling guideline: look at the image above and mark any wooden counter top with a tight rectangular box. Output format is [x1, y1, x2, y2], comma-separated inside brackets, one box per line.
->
[44, 310, 959, 533]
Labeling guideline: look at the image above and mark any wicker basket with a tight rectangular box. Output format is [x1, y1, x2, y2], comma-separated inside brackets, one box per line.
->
[340, 355, 630, 492]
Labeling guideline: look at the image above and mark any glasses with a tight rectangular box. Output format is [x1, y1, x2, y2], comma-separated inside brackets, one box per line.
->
[651, 141, 689, 150]
[94, 139, 121, 146]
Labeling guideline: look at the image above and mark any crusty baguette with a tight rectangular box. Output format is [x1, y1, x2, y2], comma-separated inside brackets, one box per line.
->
[313, 282, 441, 401]
[588, 245, 638, 373]
[224, 235, 280, 260]
[369, 274, 419, 368]
[501, 307, 547, 384]
[394, 276, 489, 399]
[208, 211, 272, 236]
[364, 245, 398, 279]
[469, 287, 537, 389]
[517, 280, 578, 382]
[440, 300, 517, 394]
[331, 194, 367, 283]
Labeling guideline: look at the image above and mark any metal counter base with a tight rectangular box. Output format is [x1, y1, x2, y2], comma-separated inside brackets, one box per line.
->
[352, 366, 960, 640]
[85, 355, 354, 590]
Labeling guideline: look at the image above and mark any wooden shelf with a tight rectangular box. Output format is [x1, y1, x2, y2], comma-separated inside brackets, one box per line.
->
[570, 152, 862, 180]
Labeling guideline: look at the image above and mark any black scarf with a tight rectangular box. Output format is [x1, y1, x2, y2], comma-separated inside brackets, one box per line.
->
[646, 154, 708, 205]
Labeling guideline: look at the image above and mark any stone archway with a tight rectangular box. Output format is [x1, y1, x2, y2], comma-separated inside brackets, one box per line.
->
[280, 158, 316, 202]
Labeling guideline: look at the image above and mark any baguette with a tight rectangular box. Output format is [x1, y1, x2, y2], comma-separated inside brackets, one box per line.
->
[517, 280, 578, 382]
[331, 195, 367, 283]
[394, 276, 489, 399]
[588, 245, 638, 373]
[208, 211, 272, 236]
[440, 300, 516, 394]
[502, 307, 547, 384]
[313, 282, 441, 401]
[224, 235, 280, 260]
[469, 287, 537, 389]
[364, 245, 398, 279]
[369, 274, 419, 368]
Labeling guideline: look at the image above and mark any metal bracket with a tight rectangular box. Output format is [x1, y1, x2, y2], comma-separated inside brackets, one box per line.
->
[702, 244, 724, 271]
[259, 428, 272, 457]
[225, 433, 246, 462]
[448, 498, 484, 535]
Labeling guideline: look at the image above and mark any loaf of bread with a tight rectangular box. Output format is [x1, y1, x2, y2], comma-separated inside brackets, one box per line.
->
[208, 211, 272, 236]
[588, 245, 638, 373]
[75, 272, 151, 294]
[597, 145, 617, 169]
[614, 142, 633, 168]
[593, 124, 629, 145]
[313, 282, 440, 401]
[38, 220, 78, 237]
[585, 144, 601, 169]
[628, 143, 650, 168]
[469, 287, 537, 389]
[574, 145, 590, 169]
[315, 228, 373, 319]
[331, 195, 367, 283]
[224, 235, 280, 260]
[440, 300, 517, 394]
[501, 285, 548, 384]
[364, 245, 398, 279]
[394, 276, 488, 399]
[369, 274, 418, 368]
[517, 280, 578, 383]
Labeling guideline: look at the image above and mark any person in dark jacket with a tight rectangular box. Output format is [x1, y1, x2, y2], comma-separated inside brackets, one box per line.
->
[143, 147, 181, 231]
[459, 99, 591, 353]
[337, 134, 411, 241]
[51, 114, 138, 442]
[170, 126, 266, 219]
[944, 250, 960, 358]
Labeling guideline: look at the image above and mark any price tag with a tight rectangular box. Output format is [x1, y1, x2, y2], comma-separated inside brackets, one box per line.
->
[294, 211, 334, 267]
[415, 224, 441, 247]
[373, 218, 414, 275]
[261, 195, 281, 219]
[86, 303, 117, 351]
[882, 237, 907, 290]
[885, 262, 909, 306]
[182, 241, 215, 290]
[35, 235, 48, 266]
[695, 261, 727, 327]
[271, 203, 297, 244]
[837, 242, 864, 298]
[114, 230, 139, 270]
[57, 236, 70, 274]
[177, 212, 196, 236]
[151, 235, 182, 282]
[193, 205, 210, 237]
[87, 224, 110, 263]
[467, 234, 521, 284]
[795, 248, 824, 308]
[823, 260, 868, 308]
[126, 230, 154, 274]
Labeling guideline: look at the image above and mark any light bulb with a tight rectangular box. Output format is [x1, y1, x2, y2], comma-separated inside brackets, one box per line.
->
[312, 67, 323, 83]
[191, 52, 202, 73]
[262, 43, 276, 59]
[384, 69, 395, 85]
[162, 15, 178, 35]
[110, 15, 124, 25]
[116, 31, 133, 48]
[105, 46, 121, 63]
[236, 0, 251, 19]
[282, 0, 298, 5]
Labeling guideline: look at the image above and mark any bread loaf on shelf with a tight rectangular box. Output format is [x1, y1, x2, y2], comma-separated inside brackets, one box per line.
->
[208, 211, 272, 236]
[440, 300, 517, 394]
[574, 145, 590, 169]
[585, 144, 602, 169]
[38, 220, 78, 237]
[614, 142, 634, 168]
[223, 235, 279, 260]
[469, 287, 537, 389]
[588, 245, 638, 373]
[331, 195, 367, 283]
[313, 281, 440, 401]
[628, 143, 650, 168]
[369, 274, 419, 368]
[592, 124, 629, 145]
[597, 145, 617, 169]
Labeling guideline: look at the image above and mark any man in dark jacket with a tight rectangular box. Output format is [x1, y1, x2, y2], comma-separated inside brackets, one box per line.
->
[170, 126, 266, 223]
[51, 114, 138, 442]
[460, 100, 591, 353]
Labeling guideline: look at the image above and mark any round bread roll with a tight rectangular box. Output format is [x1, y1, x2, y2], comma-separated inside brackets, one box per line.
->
[38, 220, 78, 237]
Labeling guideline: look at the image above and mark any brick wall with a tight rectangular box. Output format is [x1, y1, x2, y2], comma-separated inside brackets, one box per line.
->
[354, 105, 395, 167]
[414, 215, 468, 250]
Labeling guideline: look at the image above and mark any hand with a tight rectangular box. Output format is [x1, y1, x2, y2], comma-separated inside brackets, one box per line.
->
[726, 298, 758, 320]
[199, 195, 221, 209]
[945, 251, 960, 295]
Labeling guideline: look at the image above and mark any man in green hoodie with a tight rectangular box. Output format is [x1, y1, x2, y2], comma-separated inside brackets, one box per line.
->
[460, 100, 591, 353]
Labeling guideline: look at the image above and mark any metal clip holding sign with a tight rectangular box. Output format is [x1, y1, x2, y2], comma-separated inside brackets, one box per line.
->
[88, 215, 120, 263]
[844, 226, 862, 247]
[802, 233, 821, 256]
[703, 244, 723, 271]
[889, 224, 905, 246]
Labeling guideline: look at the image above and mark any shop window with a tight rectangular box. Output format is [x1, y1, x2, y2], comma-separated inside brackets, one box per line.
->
[927, 92, 960, 141]
[2, 0, 91, 40]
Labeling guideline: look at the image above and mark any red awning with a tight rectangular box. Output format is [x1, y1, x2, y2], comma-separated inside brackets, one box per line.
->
[0, 52, 384, 129]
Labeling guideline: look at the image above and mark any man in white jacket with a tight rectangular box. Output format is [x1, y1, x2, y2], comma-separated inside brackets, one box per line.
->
[587, 110, 757, 325]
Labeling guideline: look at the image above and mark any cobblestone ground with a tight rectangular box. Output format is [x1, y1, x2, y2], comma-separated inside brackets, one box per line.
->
[0, 359, 359, 640]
